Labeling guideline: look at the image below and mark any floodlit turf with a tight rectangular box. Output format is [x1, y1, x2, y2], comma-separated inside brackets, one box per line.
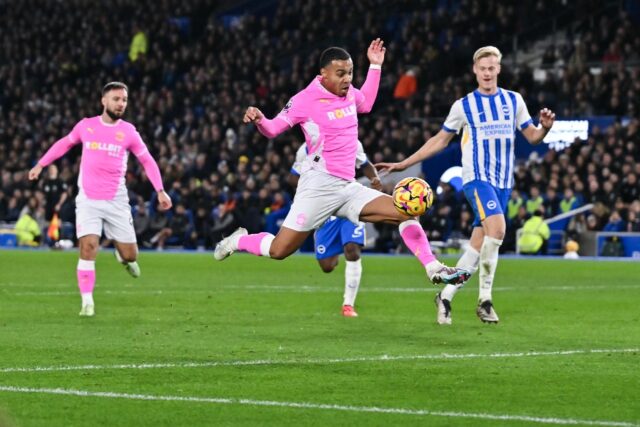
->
[0, 249, 639, 426]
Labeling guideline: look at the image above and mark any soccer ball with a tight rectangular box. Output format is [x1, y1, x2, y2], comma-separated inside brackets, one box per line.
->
[392, 177, 434, 216]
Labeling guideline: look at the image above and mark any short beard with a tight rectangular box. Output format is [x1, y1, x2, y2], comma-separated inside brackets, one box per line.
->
[105, 108, 122, 121]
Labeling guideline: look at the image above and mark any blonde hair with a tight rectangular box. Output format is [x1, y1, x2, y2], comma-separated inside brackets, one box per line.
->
[473, 46, 502, 63]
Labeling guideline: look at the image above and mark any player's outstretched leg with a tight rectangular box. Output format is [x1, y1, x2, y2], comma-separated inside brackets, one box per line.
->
[114, 249, 140, 278]
[77, 259, 95, 317]
[213, 228, 249, 260]
[399, 220, 470, 285]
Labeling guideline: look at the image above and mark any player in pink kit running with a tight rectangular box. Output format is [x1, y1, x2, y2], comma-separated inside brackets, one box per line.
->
[28, 82, 172, 317]
[215, 39, 470, 288]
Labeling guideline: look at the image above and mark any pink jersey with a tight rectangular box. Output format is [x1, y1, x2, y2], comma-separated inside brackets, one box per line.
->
[38, 116, 164, 200]
[257, 65, 381, 180]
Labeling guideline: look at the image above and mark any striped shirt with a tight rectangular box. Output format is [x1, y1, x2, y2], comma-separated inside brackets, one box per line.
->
[443, 88, 533, 189]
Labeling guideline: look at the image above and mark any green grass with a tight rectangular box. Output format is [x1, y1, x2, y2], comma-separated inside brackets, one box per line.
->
[0, 250, 639, 426]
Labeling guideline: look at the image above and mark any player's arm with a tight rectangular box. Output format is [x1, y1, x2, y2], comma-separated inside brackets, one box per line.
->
[355, 38, 385, 114]
[243, 106, 291, 139]
[521, 108, 556, 145]
[130, 133, 172, 211]
[29, 123, 83, 180]
[360, 161, 382, 191]
[375, 129, 456, 173]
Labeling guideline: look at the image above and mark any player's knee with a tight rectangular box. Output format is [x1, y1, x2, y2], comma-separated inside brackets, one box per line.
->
[320, 264, 335, 273]
[80, 242, 98, 258]
[489, 229, 505, 241]
[343, 244, 360, 261]
[268, 247, 289, 260]
[121, 253, 137, 263]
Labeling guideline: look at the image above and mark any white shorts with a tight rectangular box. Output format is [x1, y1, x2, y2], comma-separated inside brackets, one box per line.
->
[75, 194, 136, 243]
[282, 170, 383, 232]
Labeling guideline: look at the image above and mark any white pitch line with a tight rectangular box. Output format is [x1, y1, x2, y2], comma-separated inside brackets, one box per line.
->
[1, 348, 637, 374]
[5, 284, 640, 297]
[0, 386, 635, 427]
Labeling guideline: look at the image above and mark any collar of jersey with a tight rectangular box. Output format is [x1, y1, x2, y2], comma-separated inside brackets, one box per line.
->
[99, 116, 122, 127]
[473, 88, 501, 98]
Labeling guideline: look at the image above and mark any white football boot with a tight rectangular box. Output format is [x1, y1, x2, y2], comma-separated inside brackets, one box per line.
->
[79, 304, 95, 317]
[213, 227, 248, 261]
[476, 300, 499, 323]
[114, 250, 141, 278]
[434, 292, 452, 325]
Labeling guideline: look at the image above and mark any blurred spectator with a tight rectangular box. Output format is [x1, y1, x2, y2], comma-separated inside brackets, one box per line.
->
[133, 202, 152, 244]
[15, 206, 42, 247]
[517, 208, 550, 255]
[393, 68, 418, 99]
[526, 186, 544, 214]
[129, 25, 148, 62]
[211, 201, 237, 245]
[507, 189, 524, 223]
[151, 203, 192, 250]
[603, 210, 625, 232]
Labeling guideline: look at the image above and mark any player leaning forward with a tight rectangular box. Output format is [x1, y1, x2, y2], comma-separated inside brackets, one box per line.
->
[376, 46, 556, 324]
[215, 38, 470, 286]
[29, 82, 172, 317]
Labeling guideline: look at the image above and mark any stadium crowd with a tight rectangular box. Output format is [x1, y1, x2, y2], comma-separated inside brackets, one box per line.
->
[0, 0, 638, 253]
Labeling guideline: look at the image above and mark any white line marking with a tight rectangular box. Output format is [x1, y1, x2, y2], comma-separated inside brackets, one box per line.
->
[5, 284, 640, 297]
[1, 348, 636, 374]
[0, 385, 635, 426]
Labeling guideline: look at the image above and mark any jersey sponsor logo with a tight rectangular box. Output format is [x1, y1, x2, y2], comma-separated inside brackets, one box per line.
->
[85, 141, 122, 157]
[478, 122, 512, 137]
[327, 105, 356, 121]
[487, 200, 497, 210]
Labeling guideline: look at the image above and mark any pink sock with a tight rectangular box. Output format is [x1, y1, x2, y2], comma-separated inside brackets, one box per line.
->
[399, 220, 436, 267]
[238, 232, 274, 257]
[77, 259, 95, 294]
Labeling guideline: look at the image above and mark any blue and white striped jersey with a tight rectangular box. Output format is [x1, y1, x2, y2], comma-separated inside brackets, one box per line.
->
[443, 88, 533, 189]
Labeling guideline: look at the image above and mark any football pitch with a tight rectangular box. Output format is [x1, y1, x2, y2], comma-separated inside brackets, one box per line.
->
[0, 250, 638, 426]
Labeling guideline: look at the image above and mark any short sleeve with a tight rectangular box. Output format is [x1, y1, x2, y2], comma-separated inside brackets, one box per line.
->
[515, 92, 533, 130]
[442, 100, 465, 133]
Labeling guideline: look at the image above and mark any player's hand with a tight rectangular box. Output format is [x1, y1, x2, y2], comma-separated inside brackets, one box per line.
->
[374, 161, 406, 174]
[28, 164, 43, 180]
[369, 176, 383, 191]
[367, 38, 386, 66]
[157, 191, 172, 211]
[243, 106, 264, 124]
[539, 108, 555, 130]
